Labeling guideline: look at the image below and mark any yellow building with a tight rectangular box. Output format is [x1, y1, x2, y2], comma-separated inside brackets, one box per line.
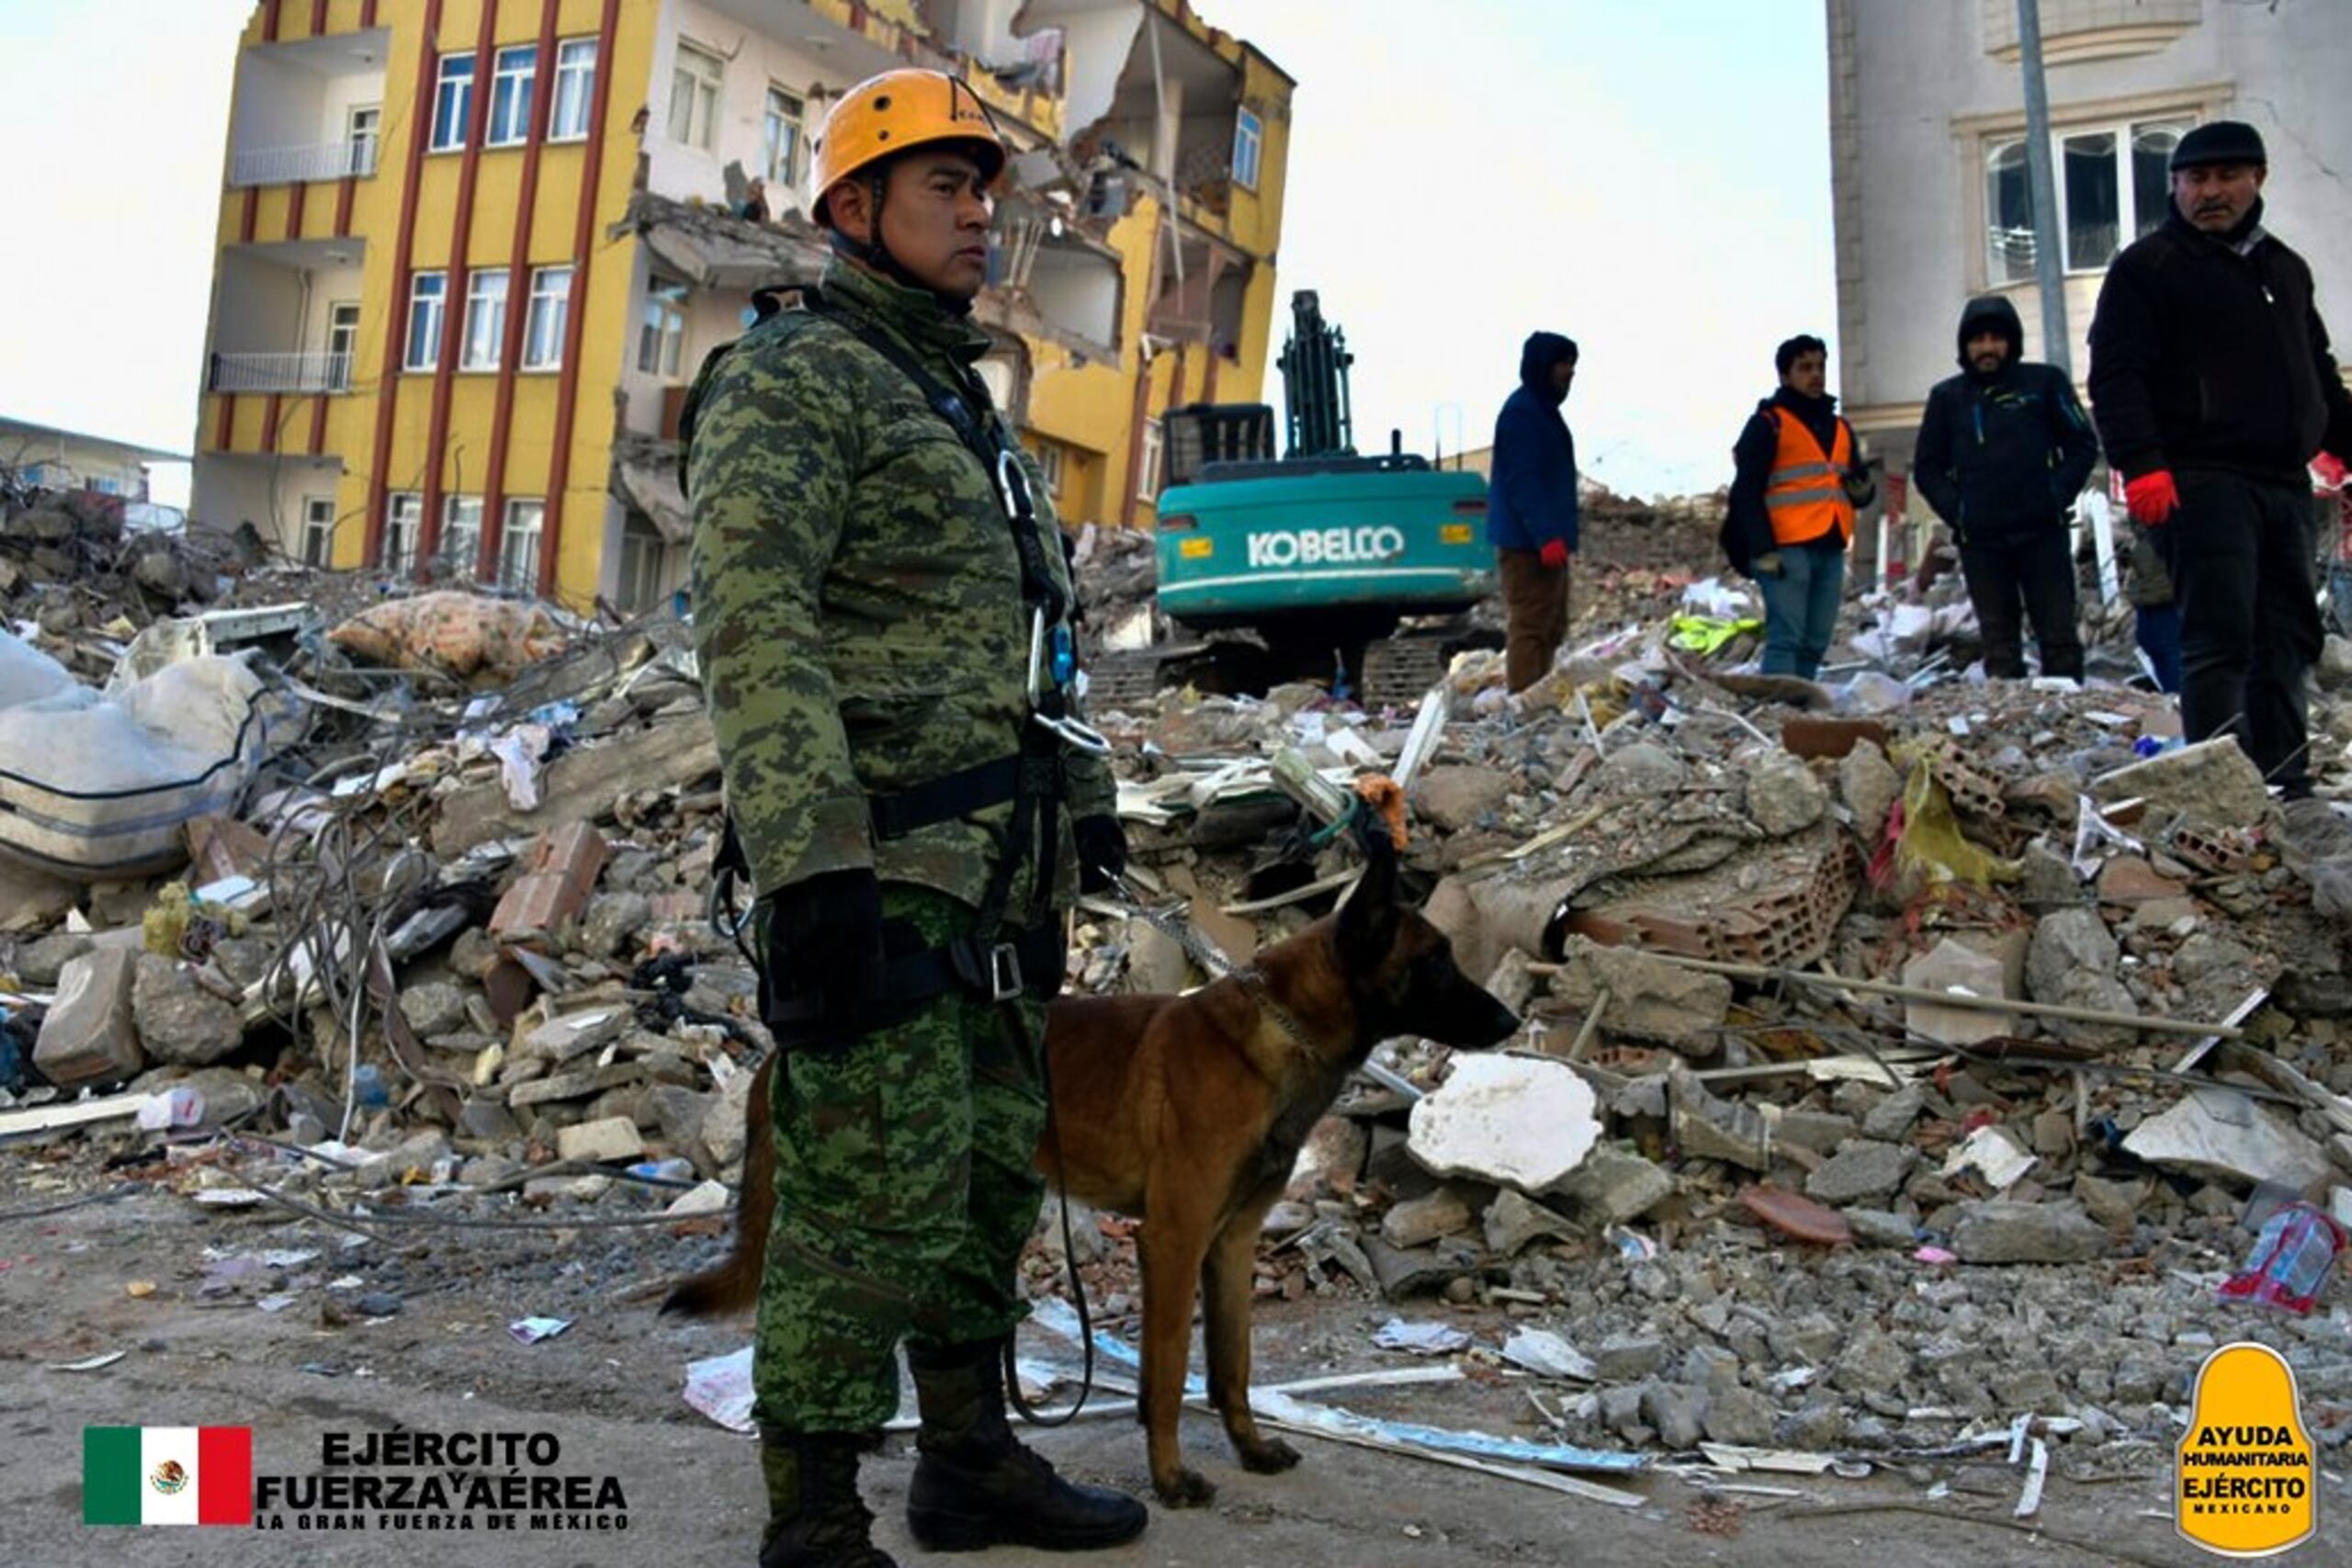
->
[193, 0, 1293, 610]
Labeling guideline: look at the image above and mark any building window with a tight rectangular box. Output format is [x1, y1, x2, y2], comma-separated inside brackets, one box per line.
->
[550, 39, 596, 141]
[487, 44, 537, 147]
[1232, 107, 1263, 191]
[461, 268, 510, 370]
[523, 266, 573, 371]
[385, 492, 421, 574]
[638, 277, 688, 378]
[668, 40, 723, 152]
[326, 301, 360, 390]
[498, 499, 545, 592]
[300, 497, 336, 568]
[405, 271, 447, 369]
[431, 52, 475, 152]
[617, 514, 680, 613]
[1984, 116, 2190, 281]
[345, 105, 380, 176]
[1033, 440, 1064, 503]
[763, 85, 805, 187]
[1137, 420, 1163, 501]
[441, 495, 483, 580]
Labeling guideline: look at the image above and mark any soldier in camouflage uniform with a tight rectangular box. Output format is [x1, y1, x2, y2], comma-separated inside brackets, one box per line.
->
[688, 69, 1147, 1568]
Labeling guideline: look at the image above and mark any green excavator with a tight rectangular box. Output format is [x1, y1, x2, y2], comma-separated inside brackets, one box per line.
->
[1086, 290, 1498, 708]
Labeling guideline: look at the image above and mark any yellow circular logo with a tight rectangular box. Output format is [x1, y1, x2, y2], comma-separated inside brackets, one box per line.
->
[2176, 1342, 2317, 1557]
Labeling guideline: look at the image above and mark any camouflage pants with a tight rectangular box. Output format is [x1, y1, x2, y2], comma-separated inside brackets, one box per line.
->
[752, 885, 1049, 1434]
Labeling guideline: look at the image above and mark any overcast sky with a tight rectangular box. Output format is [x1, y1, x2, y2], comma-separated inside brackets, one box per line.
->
[0, 0, 1835, 507]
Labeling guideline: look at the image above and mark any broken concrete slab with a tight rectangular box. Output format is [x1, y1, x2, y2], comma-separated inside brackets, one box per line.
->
[1746, 749, 1828, 837]
[1803, 1140, 1915, 1205]
[32, 945, 144, 1087]
[1406, 1054, 1599, 1190]
[2091, 736, 2273, 830]
[1408, 765, 1513, 833]
[432, 716, 718, 857]
[130, 953, 244, 1066]
[1669, 1065, 1770, 1171]
[556, 1115, 645, 1164]
[1837, 741, 1903, 847]
[1951, 1200, 2109, 1264]
[2121, 1087, 2333, 1194]
[1555, 1144, 1674, 1224]
[1381, 1186, 1476, 1248]
[1548, 935, 1732, 1052]
[1483, 1189, 1579, 1257]
[399, 981, 472, 1039]
[1902, 936, 2014, 1048]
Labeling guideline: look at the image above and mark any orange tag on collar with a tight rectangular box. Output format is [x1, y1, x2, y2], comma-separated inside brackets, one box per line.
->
[2175, 1342, 2318, 1556]
[1352, 775, 1408, 850]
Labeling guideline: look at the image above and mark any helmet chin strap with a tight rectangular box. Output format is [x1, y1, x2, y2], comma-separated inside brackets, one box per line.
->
[832, 166, 977, 317]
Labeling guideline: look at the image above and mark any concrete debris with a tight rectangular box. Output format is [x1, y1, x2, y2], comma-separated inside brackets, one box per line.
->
[10, 484, 2352, 1490]
[1547, 936, 1731, 1052]
[2121, 1088, 2334, 1194]
[1407, 1055, 1600, 1191]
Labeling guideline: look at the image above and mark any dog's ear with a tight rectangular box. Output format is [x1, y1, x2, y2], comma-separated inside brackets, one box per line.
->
[1335, 829, 1401, 970]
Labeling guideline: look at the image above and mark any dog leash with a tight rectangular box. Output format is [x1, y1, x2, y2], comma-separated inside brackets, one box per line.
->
[1096, 871, 1326, 1055]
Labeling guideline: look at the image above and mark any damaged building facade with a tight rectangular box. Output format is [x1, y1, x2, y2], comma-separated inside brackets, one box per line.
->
[1826, 0, 2352, 510]
[191, 0, 1291, 609]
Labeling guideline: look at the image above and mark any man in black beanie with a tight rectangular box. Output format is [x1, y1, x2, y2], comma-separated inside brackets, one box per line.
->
[1914, 294, 2099, 681]
[2088, 119, 2352, 795]
[1488, 332, 1579, 693]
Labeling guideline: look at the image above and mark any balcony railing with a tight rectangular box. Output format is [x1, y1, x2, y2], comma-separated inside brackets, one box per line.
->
[230, 139, 379, 186]
[209, 351, 354, 393]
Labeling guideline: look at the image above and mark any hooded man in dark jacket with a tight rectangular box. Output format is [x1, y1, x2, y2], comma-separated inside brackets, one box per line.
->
[2088, 119, 2352, 796]
[1913, 295, 2100, 680]
[1488, 332, 1579, 693]
[1724, 335, 1875, 680]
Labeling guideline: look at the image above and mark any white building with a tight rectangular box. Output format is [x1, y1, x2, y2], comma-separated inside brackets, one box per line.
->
[1826, 0, 2352, 508]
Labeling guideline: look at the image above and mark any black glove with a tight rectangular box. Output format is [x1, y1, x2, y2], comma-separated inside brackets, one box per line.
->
[1073, 814, 1127, 895]
[762, 868, 886, 1045]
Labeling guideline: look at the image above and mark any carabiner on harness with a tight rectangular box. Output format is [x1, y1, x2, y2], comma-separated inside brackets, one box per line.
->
[1027, 604, 1110, 754]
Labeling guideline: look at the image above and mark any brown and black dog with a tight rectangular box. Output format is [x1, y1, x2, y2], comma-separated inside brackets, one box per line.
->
[665, 835, 1519, 1506]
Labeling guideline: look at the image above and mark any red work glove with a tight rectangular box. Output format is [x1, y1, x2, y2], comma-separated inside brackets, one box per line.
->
[2124, 469, 2180, 526]
[1539, 538, 1569, 570]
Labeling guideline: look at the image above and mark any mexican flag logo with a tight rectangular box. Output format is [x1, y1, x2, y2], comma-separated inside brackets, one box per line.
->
[84, 1427, 252, 1526]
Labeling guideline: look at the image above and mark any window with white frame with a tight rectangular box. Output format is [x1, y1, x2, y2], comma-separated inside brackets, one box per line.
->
[1136, 420, 1163, 501]
[440, 496, 482, 580]
[405, 272, 447, 369]
[763, 85, 805, 188]
[1984, 117, 2190, 282]
[345, 105, 380, 176]
[325, 301, 360, 390]
[1232, 107, 1263, 191]
[638, 277, 688, 378]
[487, 44, 537, 147]
[300, 497, 336, 568]
[523, 265, 572, 370]
[461, 268, 510, 370]
[1033, 440, 1064, 502]
[499, 499, 544, 592]
[430, 53, 475, 151]
[384, 492, 421, 574]
[617, 514, 680, 613]
[550, 39, 595, 141]
[668, 40, 723, 152]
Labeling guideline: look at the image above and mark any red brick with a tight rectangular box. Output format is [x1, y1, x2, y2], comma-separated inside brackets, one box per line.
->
[490, 822, 609, 941]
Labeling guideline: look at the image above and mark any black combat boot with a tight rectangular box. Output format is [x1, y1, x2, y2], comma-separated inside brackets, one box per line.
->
[758, 1430, 899, 1568]
[905, 1339, 1149, 1552]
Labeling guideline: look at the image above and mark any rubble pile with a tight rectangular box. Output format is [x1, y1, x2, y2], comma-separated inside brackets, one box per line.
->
[5, 496, 2351, 1477]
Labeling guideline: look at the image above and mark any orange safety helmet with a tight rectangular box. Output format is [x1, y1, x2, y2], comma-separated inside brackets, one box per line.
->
[810, 69, 1006, 228]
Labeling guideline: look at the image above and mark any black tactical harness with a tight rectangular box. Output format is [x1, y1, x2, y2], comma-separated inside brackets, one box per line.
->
[702, 283, 1092, 1021]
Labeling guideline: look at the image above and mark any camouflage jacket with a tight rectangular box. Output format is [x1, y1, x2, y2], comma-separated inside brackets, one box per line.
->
[688, 258, 1114, 914]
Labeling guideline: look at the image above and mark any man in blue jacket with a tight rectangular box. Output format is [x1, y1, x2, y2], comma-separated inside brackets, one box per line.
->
[1912, 295, 2100, 681]
[1489, 332, 1579, 693]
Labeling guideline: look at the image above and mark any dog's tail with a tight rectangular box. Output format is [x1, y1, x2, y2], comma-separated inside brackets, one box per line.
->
[660, 1052, 775, 1318]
